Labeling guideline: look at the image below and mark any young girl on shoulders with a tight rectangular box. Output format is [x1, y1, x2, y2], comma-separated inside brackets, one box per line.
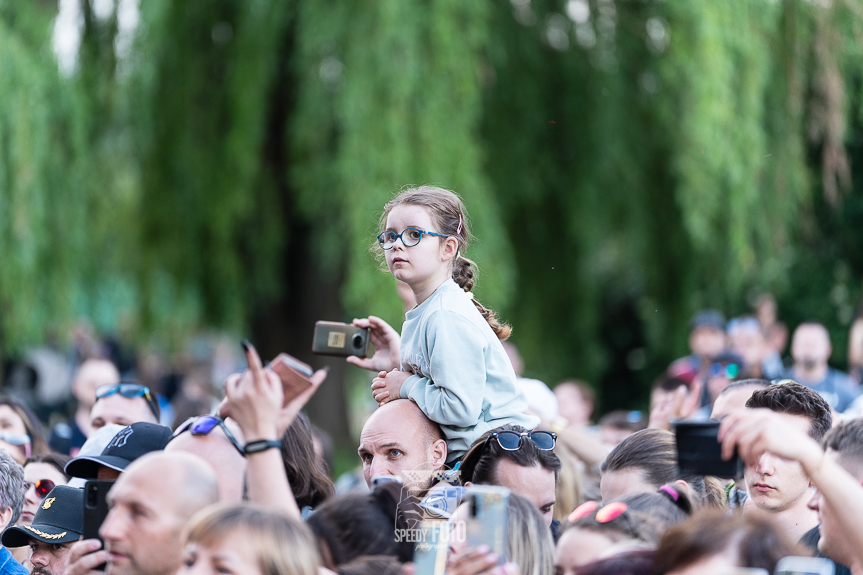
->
[349, 185, 538, 462]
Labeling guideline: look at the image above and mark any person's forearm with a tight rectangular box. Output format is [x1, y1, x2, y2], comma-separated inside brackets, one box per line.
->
[807, 455, 863, 559]
[559, 425, 611, 468]
[245, 448, 302, 520]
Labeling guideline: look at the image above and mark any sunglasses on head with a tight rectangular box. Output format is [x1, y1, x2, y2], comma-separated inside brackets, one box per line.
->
[95, 383, 160, 420]
[481, 430, 557, 453]
[25, 479, 55, 499]
[172, 415, 245, 457]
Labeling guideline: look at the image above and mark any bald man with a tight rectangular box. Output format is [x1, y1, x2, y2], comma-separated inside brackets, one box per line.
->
[166, 418, 247, 502]
[358, 400, 447, 495]
[50, 359, 121, 455]
[66, 452, 219, 575]
[786, 323, 859, 412]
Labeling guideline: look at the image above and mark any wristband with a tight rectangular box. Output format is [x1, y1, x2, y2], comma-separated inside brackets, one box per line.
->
[243, 439, 281, 455]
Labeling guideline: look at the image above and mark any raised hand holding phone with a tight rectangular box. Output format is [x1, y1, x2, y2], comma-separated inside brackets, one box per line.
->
[347, 316, 401, 372]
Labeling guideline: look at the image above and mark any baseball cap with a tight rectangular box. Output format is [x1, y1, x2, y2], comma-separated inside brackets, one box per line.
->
[2, 485, 83, 547]
[690, 309, 726, 332]
[65, 422, 173, 479]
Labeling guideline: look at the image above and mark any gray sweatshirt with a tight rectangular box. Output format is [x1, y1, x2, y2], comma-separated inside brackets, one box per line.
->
[398, 279, 539, 461]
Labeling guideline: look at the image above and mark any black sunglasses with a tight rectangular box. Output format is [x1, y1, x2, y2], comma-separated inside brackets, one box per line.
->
[95, 383, 160, 421]
[172, 415, 245, 457]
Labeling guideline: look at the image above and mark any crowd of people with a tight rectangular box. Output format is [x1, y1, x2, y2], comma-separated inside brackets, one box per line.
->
[1, 185, 863, 575]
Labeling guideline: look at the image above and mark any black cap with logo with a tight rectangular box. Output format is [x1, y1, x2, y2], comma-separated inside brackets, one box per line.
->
[2, 486, 84, 547]
[65, 422, 173, 479]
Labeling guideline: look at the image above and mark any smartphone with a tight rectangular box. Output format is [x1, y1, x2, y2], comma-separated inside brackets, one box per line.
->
[371, 474, 403, 489]
[775, 556, 835, 575]
[312, 321, 370, 357]
[674, 420, 743, 478]
[413, 522, 450, 575]
[268, 353, 314, 405]
[465, 485, 509, 565]
[83, 480, 113, 571]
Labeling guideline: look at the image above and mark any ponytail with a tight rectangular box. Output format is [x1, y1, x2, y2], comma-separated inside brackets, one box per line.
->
[453, 255, 512, 341]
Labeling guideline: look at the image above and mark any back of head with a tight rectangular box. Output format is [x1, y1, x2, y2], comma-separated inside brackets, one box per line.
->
[823, 418, 863, 478]
[506, 493, 555, 575]
[746, 381, 832, 441]
[123, 451, 218, 519]
[458, 425, 561, 486]
[575, 550, 655, 575]
[653, 510, 802, 574]
[621, 485, 693, 533]
[380, 185, 511, 340]
[0, 450, 24, 527]
[716, 378, 770, 398]
[281, 412, 334, 509]
[184, 503, 319, 575]
[306, 483, 418, 567]
[601, 429, 676, 487]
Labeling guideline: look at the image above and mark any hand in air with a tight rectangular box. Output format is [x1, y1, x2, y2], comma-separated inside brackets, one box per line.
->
[347, 316, 401, 372]
[371, 368, 411, 406]
[718, 408, 823, 472]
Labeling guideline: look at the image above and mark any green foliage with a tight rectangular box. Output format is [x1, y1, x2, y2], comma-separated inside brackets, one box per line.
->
[2, 0, 863, 412]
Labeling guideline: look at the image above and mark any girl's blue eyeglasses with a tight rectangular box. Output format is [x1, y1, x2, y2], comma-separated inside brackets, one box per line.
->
[377, 227, 449, 250]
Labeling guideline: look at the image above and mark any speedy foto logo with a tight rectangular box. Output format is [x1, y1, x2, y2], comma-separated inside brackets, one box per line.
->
[391, 464, 467, 546]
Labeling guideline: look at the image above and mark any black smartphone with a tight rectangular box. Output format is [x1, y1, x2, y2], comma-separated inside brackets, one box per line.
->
[674, 420, 743, 478]
[312, 321, 370, 357]
[83, 480, 113, 570]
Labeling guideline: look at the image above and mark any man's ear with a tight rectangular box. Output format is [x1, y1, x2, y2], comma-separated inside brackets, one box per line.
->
[431, 439, 447, 468]
[0, 506, 13, 532]
[463, 481, 474, 487]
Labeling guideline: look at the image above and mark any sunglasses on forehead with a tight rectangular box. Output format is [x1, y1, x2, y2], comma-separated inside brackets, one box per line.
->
[24, 479, 55, 499]
[95, 383, 161, 420]
[172, 415, 245, 457]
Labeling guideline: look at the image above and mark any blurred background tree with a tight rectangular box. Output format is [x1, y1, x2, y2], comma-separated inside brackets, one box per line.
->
[2, 0, 863, 443]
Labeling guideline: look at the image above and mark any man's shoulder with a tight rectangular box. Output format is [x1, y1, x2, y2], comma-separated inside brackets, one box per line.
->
[0, 547, 28, 575]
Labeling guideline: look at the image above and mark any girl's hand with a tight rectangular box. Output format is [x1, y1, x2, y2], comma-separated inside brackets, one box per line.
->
[371, 369, 411, 406]
[447, 546, 520, 575]
[347, 316, 401, 372]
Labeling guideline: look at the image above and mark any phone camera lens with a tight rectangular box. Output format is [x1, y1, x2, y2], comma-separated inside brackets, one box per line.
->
[352, 333, 364, 349]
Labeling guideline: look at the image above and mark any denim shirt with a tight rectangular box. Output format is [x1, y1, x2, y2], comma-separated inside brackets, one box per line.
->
[0, 546, 28, 575]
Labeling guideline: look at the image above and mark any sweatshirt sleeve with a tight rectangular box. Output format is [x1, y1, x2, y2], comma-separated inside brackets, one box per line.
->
[399, 310, 487, 428]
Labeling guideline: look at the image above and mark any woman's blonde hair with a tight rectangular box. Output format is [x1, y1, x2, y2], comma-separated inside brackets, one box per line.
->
[506, 494, 555, 575]
[377, 185, 512, 340]
[184, 503, 319, 575]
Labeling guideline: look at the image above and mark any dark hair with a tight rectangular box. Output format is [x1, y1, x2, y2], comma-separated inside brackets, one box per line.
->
[823, 419, 863, 476]
[0, 396, 49, 456]
[745, 381, 832, 441]
[281, 412, 334, 509]
[25, 453, 71, 480]
[716, 378, 770, 397]
[306, 483, 418, 566]
[653, 511, 803, 574]
[575, 550, 655, 575]
[457, 425, 562, 486]
[378, 186, 511, 340]
[337, 556, 403, 575]
[600, 429, 722, 509]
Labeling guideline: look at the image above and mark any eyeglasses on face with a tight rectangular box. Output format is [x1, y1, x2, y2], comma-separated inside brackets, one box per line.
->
[377, 227, 449, 250]
[709, 362, 739, 379]
[25, 479, 56, 499]
[172, 415, 245, 457]
[95, 383, 160, 420]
